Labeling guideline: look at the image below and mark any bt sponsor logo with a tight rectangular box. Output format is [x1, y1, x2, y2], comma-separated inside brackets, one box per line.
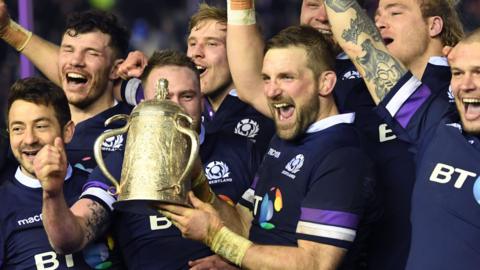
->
[253, 187, 283, 230]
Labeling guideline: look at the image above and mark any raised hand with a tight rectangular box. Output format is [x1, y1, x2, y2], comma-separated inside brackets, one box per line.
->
[117, 50, 148, 80]
[159, 192, 223, 245]
[33, 137, 68, 197]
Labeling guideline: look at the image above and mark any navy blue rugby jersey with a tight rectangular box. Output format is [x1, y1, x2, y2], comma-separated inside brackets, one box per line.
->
[333, 55, 454, 270]
[120, 79, 275, 156]
[376, 73, 480, 270]
[67, 102, 133, 174]
[82, 126, 261, 270]
[239, 113, 372, 251]
[201, 90, 275, 156]
[0, 165, 114, 270]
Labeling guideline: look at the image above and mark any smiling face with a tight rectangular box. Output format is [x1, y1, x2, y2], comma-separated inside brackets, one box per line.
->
[375, 0, 431, 66]
[186, 19, 233, 98]
[262, 46, 320, 140]
[58, 30, 116, 110]
[449, 41, 480, 135]
[300, 0, 332, 35]
[143, 65, 203, 131]
[8, 101, 71, 177]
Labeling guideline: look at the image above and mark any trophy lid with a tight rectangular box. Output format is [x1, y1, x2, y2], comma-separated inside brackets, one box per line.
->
[132, 78, 185, 115]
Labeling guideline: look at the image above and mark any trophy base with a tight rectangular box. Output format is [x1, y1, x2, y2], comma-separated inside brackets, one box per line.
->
[113, 199, 192, 214]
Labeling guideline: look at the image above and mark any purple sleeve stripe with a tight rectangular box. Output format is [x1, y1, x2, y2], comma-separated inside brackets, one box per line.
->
[82, 181, 111, 193]
[251, 175, 259, 189]
[395, 84, 431, 128]
[300, 208, 359, 229]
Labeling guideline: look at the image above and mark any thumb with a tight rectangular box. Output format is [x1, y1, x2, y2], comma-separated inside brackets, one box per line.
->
[54, 137, 64, 149]
[54, 137, 67, 164]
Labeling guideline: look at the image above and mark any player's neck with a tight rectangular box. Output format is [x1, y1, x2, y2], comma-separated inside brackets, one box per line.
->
[206, 83, 235, 112]
[408, 41, 444, 80]
[70, 92, 115, 124]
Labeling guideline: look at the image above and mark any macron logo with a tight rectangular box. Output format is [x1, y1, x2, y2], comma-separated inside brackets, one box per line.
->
[17, 213, 43, 226]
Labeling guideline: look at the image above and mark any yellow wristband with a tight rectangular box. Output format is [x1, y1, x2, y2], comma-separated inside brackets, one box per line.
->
[0, 19, 32, 52]
[227, 0, 256, 25]
[210, 226, 253, 267]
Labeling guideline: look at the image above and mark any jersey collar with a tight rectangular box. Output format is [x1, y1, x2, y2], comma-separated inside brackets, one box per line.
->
[306, 112, 355, 134]
[15, 164, 73, 189]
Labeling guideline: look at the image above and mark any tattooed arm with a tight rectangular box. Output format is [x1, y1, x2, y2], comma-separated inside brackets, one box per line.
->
[42, 197, 110, 254]
[324, 0, 407, 104]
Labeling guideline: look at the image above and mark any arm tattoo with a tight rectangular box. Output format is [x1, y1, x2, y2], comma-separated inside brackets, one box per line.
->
[356, 39, 407, 99]
[84, 200, 110, 243]
[324, 0, 356, 13]
[342, 15, 382, 44]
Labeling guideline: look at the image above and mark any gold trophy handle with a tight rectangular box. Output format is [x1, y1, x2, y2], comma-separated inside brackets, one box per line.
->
[175, 112, 200, 193]
[93, 114, 131, 195]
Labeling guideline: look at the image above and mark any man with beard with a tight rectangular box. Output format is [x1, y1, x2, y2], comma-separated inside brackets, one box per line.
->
[159, 26, 375, 270]
[224, 1, 463, 269]
[0, 77, 112, 269]
[117, 4, 275, 156]
[37, 50, 261, 270]
[0, 2, 132, 173]
[325, 0, 480, 268]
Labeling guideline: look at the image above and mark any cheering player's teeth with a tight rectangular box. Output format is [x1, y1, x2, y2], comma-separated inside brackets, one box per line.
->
[66, 72, 87, 85]
[274, 103, 294, 120]
[463, 98, 480, 120]
[196, 65, 206, 75]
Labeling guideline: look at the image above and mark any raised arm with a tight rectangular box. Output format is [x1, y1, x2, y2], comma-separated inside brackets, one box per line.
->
[324, 0, 407, 104]
[226, 0, 271, 117]
[34, 138, 110, 253]
[0, 0, 61, 85]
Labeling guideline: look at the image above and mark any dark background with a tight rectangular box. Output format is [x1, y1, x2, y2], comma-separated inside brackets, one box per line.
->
[0, 0, 479, 130]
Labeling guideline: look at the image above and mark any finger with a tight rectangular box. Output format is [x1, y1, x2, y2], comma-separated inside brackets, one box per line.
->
[159, 203, 191, 216]
[189, 191, 205, 209]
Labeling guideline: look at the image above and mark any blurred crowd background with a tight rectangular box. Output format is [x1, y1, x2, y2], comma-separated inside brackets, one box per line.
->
[0, 0, 479, 129]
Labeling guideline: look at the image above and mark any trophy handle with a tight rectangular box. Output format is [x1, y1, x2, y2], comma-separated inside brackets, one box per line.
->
[93, 114, 130, 195]
[175, 112, 200, 191]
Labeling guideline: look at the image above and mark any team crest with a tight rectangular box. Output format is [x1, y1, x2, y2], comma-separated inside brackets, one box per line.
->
[282, 154, 304, 179]
[234, 119, 260, 138]
[101, 133, 124, 152]
[447, 86, 455, 103]
[342, 70, 361, 80]
[205, 161, 232, 184]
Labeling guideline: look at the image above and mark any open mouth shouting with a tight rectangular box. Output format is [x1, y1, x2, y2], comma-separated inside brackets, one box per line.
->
[273, 102, 295, 121]
[65, 71, 89, 90]
[462, 98, 480, 121]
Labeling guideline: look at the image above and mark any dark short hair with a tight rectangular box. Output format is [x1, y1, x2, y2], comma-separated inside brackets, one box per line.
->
[265, 25, 336, 77]
[64, 10, 130, 58]
[7, 77, 71, 129]
[141, 50, 200, 83]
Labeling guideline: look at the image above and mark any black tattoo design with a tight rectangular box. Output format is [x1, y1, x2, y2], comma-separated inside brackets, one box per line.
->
[342, 15, 382, 44]
[85, 201, 109, 242]
[356, 39, 407, 99]
[324, 0, 356, 13]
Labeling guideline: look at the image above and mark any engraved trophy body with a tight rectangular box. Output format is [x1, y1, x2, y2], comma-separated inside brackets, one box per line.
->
[94, 79, 199, 210]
